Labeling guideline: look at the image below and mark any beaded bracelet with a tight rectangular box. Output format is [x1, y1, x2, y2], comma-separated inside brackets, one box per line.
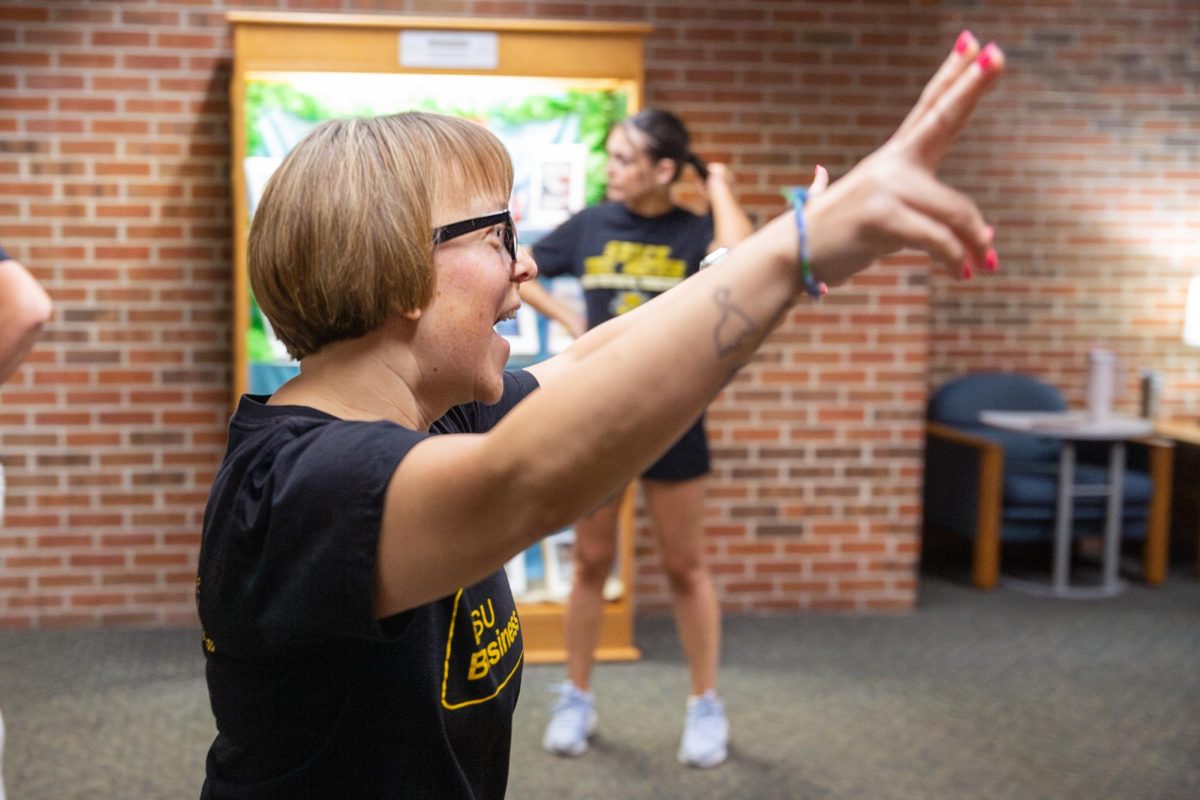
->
[789, 187, 827, 301]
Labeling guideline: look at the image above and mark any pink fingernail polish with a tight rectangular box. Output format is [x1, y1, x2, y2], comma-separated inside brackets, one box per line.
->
[984, 224, 994, 243]
[985, 248, 999, 273]
[976, 42, 999, 71]
[960, 259, 974, 280]
[955, 30, 975, 55]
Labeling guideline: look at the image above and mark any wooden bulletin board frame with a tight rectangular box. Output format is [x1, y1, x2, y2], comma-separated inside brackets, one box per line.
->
[227, 11, 651, 663]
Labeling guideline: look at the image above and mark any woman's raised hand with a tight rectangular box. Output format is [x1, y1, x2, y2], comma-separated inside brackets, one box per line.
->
[703, 162, 736, 196]
[803, 32, 1004, 286]
[705, 162, 730, 183]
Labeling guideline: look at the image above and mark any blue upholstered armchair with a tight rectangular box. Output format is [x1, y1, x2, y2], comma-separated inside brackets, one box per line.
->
[922, 372, 1172, 589]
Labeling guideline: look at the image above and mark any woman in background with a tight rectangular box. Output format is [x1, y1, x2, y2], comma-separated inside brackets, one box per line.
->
[521, 108, 755, 767]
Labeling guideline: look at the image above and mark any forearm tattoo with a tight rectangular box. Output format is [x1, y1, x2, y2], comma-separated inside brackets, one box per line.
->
[712, 286, 759, 358]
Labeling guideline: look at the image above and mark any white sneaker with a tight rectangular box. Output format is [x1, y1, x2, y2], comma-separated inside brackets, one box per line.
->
[542, 681, 596, 757]
[677, 691, 729, 768]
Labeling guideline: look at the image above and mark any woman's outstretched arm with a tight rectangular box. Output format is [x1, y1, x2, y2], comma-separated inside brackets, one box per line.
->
[375, 35, 1005, 616]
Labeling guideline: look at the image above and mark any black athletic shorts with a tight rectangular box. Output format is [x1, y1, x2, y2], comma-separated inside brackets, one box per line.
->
[642, 416, 710, 482]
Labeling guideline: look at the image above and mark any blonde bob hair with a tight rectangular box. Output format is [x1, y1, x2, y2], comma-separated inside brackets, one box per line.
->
[248, 111, 514, 360]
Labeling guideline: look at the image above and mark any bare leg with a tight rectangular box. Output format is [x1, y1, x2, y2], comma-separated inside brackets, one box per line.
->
[563, 494, 622, 691]
[644, 476, 720, 695]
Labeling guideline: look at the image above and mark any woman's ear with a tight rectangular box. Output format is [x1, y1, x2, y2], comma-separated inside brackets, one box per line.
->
[401, 306, 422, 321]
[653, 157, 676, 187]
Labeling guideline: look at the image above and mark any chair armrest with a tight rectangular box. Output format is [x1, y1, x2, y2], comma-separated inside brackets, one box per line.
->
[923, 421, 1005, 589]
[1136, 436, 1173, 585]
[925, 421, 1005, 455]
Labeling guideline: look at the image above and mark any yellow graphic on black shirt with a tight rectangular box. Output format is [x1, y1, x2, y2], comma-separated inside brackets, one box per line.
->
[581, 240, 688, 301]
[612, 291, 649, 316]
[441, 589, 523, 711]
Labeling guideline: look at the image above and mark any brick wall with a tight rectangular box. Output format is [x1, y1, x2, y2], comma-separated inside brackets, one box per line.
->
[1, 0, 235, 627]
[926, 4, 1200, 419]
[0, 1, 1194, 628]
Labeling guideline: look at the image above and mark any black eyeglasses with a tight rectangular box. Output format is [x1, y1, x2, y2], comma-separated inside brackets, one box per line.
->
[432, 210, 517, 264]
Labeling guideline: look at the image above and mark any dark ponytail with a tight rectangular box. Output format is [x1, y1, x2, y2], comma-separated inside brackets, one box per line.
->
[619, 108, 705, 183]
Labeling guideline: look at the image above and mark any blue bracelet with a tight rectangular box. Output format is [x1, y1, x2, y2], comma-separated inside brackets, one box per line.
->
[790, 187, 826, 301]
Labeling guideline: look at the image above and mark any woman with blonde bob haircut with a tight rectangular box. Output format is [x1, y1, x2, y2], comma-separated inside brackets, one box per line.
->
[199, 35, 1004, 800]
[250, 114, 514, 359]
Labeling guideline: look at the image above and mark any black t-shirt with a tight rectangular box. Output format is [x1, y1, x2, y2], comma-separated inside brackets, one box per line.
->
[197, 370, 539, 800]
[532, 202, 714, 329]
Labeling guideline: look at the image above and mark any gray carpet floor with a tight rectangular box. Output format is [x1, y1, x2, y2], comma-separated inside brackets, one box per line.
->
[1, 571, 1198, 799]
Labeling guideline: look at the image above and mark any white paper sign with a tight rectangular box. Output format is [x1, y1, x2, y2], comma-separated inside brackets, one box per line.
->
[400, 30, 499, 69]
